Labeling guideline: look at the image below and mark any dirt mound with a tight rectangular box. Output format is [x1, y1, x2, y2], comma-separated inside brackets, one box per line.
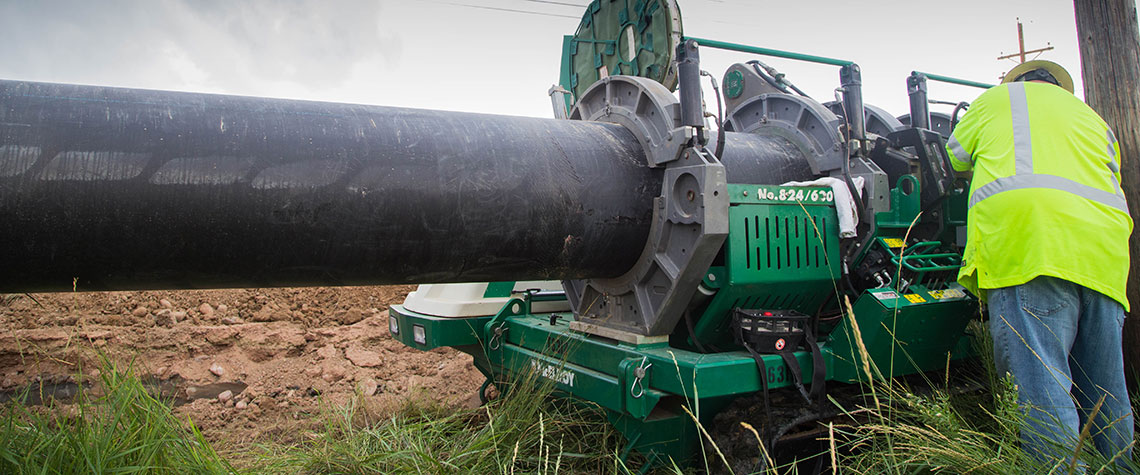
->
[0, 286, 484, 448]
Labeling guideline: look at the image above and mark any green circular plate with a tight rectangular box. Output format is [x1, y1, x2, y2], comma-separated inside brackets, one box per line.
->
[566, 0, 683, 102]
[723, 69, 745, 99]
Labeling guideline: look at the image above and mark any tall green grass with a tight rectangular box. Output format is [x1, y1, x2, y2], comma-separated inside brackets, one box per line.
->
[269, 373, 627, 474]
[834, 320, 1140, 474]
[0, 358, 636, 474]
[0, 361, 630, 474]
[0, 361, 233, 474]
[5, 331, 1140, 474]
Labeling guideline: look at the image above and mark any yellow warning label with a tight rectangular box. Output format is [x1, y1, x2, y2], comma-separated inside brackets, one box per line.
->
[883, 238, 906, 248]
[904, 293, 926, 303]
[929, 289, 965, 300]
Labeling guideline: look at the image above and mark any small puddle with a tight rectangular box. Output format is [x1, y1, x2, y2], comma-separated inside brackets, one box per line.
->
[177, 381, 248, 406]
[0, 377, 247, 407]
[0, 381, 87, 405]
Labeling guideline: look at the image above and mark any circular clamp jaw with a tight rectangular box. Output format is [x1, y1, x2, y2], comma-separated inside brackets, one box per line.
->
[569, 75, 693, 167]
[564, 76, 729, 336]
[724, 93, 846, 176]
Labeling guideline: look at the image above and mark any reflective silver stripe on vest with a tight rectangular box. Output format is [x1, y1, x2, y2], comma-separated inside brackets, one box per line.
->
[1106, 128, 1119, 171]
[971, 83, 1129, 214]
[1106, 129, 1122, 189]
[947, 134, 971, 165]
[1009, 83, 1034, 175]
[969, 173, 1130, 213]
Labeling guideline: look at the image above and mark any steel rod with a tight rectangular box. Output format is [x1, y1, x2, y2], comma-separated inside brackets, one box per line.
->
[912, 71, 995, 90]
[682, 37, 853, 67]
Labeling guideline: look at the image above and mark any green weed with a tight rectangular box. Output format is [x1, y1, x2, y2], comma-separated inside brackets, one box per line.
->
[268, 371, 626, 474]
[835, 321, 1140, 474]
[0, 360, 233, 474]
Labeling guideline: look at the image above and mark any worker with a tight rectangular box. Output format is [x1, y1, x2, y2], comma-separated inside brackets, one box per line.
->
[945, 60, 1133, 468]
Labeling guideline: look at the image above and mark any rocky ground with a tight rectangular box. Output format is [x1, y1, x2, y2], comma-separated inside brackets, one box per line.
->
[0, 285, 484, 450]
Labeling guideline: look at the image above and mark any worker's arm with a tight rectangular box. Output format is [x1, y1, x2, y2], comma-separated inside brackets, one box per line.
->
[946, 116, 978, 173]
[945, 91, 995, 173]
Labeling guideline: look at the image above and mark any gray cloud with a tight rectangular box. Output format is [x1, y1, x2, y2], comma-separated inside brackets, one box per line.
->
[0, 0, 401, 92]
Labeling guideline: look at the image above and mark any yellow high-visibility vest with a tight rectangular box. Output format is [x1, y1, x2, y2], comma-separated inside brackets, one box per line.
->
[946, 82, 1132, 310]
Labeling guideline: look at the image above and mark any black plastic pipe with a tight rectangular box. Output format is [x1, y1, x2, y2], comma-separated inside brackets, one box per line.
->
[0, 80, 813, 292]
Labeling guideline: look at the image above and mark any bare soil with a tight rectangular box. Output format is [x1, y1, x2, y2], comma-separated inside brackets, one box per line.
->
[0, 286, 484, 450]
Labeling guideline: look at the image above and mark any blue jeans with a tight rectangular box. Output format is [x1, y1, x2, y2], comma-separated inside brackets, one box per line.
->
[988, 276, 1133, 468]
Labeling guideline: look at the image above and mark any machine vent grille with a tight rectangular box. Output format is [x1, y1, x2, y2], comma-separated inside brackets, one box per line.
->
[742, 215, 829, 270]
[727, 294, 808, 311]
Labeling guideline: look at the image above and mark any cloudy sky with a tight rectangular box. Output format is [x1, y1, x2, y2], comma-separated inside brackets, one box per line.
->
[0, 0, 1122, 120]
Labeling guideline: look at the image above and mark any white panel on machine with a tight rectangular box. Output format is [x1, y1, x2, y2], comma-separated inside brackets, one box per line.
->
[402, 281, 570, 318]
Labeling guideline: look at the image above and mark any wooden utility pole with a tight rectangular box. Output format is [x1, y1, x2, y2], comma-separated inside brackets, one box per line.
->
[997, 18, 1054, 64]
[1074, 0, 1140, 385]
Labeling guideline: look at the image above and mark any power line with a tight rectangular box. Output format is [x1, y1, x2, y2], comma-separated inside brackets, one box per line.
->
[517, 0, 589, 8]
[429, 0, 580, 19]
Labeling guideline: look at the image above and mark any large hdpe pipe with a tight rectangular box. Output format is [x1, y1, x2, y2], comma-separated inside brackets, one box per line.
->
[0, 80, 812, 292]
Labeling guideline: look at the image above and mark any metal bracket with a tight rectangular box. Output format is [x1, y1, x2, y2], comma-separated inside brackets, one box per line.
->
[482, 297, 529, 354]
[564, 76, 728, 337]
[619, 356, 655, 418]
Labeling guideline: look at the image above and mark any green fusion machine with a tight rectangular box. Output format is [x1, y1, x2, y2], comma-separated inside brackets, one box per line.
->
[391, 0, 983, 468]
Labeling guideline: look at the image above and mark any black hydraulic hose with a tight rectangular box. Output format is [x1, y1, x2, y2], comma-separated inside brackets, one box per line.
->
[839, 127, 873, 253]
[748, 61, 789, 94]
[950, 101, 970, 132]
[748, 60, 809, 98]
[683, 310, 709, 353]
[835, 91, 871, 230]
[811, 291, 835, 336]
[835, 93, 879, 295]
[785, 82, 810, 98]
[701, 70, 727, 160]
